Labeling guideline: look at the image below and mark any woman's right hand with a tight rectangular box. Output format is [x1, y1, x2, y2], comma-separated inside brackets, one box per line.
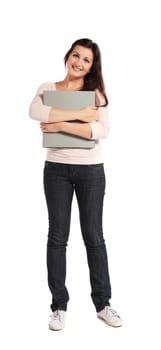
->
[79, 106, 99, 122]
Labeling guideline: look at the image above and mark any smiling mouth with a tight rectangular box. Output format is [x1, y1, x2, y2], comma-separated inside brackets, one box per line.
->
[72, 65, 83, 72]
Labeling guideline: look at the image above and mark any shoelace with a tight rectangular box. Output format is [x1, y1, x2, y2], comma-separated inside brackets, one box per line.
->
[107, 307, 120, 318]
[51, 310, 62, 321]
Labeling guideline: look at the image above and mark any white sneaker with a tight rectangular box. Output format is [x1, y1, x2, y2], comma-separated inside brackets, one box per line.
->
[49, 310, 66, 331]
[97, 306, 123, 327]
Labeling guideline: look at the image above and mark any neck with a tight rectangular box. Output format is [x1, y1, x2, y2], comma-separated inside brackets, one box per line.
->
[59, 76, 84, 90]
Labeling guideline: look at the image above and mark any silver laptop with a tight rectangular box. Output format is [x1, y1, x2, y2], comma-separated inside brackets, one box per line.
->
[43, 91, 95, 148]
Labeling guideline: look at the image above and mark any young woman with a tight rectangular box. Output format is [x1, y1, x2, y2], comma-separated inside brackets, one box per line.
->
[29, 38, 123, 330]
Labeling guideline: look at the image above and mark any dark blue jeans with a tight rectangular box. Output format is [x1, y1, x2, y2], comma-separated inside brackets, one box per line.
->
[43, 161, 112, 312]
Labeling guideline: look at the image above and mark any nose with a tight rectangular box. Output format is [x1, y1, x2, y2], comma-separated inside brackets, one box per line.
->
[77, 62, 83, 68]
[75, 57, 83, 67]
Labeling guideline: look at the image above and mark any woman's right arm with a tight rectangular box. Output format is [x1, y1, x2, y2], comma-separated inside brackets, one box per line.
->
[29, 82, 52, 122]
[29, 82, 98, 123]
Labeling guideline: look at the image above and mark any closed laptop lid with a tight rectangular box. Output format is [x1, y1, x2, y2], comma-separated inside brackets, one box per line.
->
[43, 132, 95, 148]
[43, 90, 95, 109]
[42, 90, 95, 148]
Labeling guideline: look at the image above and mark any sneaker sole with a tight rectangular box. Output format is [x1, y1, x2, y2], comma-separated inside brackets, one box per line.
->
[97, 315, 123, 328]
[49, 325, 64, 331]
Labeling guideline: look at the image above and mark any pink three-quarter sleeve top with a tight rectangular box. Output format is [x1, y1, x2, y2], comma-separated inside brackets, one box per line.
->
[29, 82, 110, 164]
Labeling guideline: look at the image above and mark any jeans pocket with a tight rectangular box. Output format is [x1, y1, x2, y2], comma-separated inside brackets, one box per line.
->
[86, 164, 105, 177]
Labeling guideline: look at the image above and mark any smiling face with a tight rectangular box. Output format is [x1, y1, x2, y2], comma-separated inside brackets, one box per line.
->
[66, 45, 94, 79]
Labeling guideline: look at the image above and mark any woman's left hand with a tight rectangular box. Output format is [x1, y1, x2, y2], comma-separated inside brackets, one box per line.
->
[40, 122, 62, 132]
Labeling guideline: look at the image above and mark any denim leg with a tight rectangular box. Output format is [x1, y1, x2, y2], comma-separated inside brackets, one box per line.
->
[43, 162, 74, 312]
[75, 164, 112, 312]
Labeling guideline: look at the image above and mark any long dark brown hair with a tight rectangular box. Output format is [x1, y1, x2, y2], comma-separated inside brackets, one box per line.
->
[64, 38, 108, 106]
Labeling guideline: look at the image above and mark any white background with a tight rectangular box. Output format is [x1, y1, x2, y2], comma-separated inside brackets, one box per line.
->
[0, 0, 161, 348]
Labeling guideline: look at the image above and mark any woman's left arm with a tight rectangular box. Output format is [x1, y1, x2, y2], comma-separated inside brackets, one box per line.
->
[40, 106, 110, 140]
[89, 106, 110, 139]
